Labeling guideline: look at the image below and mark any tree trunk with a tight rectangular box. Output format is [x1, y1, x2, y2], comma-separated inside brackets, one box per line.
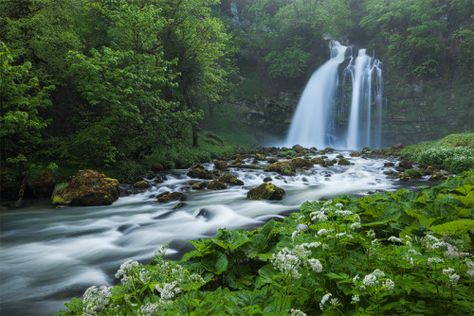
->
[15, 175, 27, 208]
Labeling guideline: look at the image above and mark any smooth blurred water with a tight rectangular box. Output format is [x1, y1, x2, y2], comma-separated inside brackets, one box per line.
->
[0, 152, 398, 315]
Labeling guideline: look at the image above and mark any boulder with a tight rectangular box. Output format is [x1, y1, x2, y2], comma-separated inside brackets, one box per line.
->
[213, 160, 228, 171]
[247, 183, 285, 200]
[151, 163, 164, 173]
[255, 153, 266, 161]
[187, 164, 214, 179]
[392, 143, 404, 149]
[350, 151, 362, 157]
[311, 157, 325, 165]
[384, 162, 395, 168]
[338, 157, 351, 166]
[292, 144, 306, 154]
[191, 182, 207, 190]
[133, 180, 150, 190]
[263, 177, 272, 183]
[290, 158, 313, 169]
[157, 191, 184, 203]
[28, 170, 56, 198]
[51, 170, 119, 206]
[207, 180, 227, 190]
[266, 157, 278, 164]
[219, 172, 244, 185]
[398, 159, 413, 170]
[265, 161, 295, 176]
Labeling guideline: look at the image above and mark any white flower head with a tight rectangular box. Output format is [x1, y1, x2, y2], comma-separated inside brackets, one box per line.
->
[290, 308, 307, 316]
[317, 229, 328, 236]
[139, 303, 160, 316]
[427, 257, 444, 265]
[311, 211, 328, 222]
[335, 210, 353, 217]
[83, 285, 112, 316]
[388, 236, 402, 243]
[272, 248, 301, 279]
[383, 278, 395, 291]
[319, 293, 332, 311]
[351, 294, 360, 304]
[308, 259, 323, 273]
[155, 281, 181, 302]
[350, 222, 361, 230]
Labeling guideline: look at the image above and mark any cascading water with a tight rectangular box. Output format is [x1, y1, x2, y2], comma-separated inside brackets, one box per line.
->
[286, 41, 384, 149]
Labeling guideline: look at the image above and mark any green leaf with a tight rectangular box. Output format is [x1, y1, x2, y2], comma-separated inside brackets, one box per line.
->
[430, 219, 474, 235]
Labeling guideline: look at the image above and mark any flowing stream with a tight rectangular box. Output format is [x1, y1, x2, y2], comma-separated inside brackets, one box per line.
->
[0, 152, 400, 315]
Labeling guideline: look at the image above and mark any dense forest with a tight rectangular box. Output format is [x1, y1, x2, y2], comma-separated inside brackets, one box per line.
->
[1, 0, 473, 200]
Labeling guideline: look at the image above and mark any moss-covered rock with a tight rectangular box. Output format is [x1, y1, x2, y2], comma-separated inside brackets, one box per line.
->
[213, 160, 228, 171]
[290, 158, 313, 169]
[338, 158, 351, 166]
[247, 183, 285, 200]
[187, 165, 214, 179]
[150, 163, 164, 173]
[266, 157, 278, 164]
[350, 151, 362, 157]
[255, 153, 266, 161]
[218, 172, 244, 185]
[292, 144, 306, 154]
[207, 180, 227, 190]
[157, 191, 184, 202]
[133, 180, 150, 190]
[311, 157, 325, 165]
[51, 170, 119, 206]
[191, 182, 207, 190]
[404, 168, 423, 178]
[265, 161, 295, 176]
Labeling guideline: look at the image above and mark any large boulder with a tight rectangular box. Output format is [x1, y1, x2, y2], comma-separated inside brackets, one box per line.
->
[338, 157, 351, 166]
[52, 170, 119, 206]
[247, 183, 285, 200]
[290, 158, 313, 169]
[265, 161, 295, 176]
[187, 164, 214, 179]
[219, 172, 244, 185]
[213, 160, 228, 171]
[207, 180, 227, 190]
[292, 144, 306, 154]
[157, 191, 184, 202]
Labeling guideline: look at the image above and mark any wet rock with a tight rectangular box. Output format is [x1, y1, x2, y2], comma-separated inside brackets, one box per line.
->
[151, 163, 165, 173]
[362, 147, 371, 154]
[247, 183, 285, 200]
[292, 144, 306, 154]
[219, 172, 244, 185]
[263, 177, 272, 183]
[290, 158, 313, 169]
[207, 180, 227, 190]
[133, 180, 150, 190]
[383, 170, 398, 177]
[118, 184, 134, 197]
[350, 151, 362, 157]
[187, 164, 214, 179]
[157, 191, 184, 203]
[404, 168, 423, 178]
[173, 202, 187, 209]
[431, 170, 449, 180]
[324, 159, 336, 167]
[191, 182, 207, 190]
[398, 159, 413, 170]
[338, 157, 351, 166]
[384, 162, 395, 168]
[267, 157, 278, 164]
[196, 208, 212, 220]
[422, 166, 435, 175]
[255, 153, 266, 161]
[52, 170, 119, 206]
[336, 154, 345, 159]
[265, 161, 295, 176]
[213, 160, 228, 171]
[311, 157, 325, 165]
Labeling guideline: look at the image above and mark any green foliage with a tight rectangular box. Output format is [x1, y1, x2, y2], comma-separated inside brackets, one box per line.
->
[60, 171, 474, 316]
[402, 133, 474, 173]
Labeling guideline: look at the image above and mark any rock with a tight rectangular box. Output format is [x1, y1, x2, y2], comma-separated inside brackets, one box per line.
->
[247, 183, 285, 200]
[338, 157, 351, 166]
[404, 168, 423, 178]
[191, 182, 207, 190]
[392, 143, 404, 149]
[431, 170, 449, 180]
[28, 170, 56, 198]
[290, 158, 313, 169]
[151, 163, 164, 173]
[255, 153, 266, 161]
[398, 172, 411, 181]
[265, 161, 295, 176]
[398, 159, 413, 170]
[52, 170, 119, 206]
[207, 180, 227, 190]
[292, 144, 306, 154]
[157, 191, 184, 202]
[324, 159, 336, 167]
[384, 162, 395, 168]
[213, 160, 228, 171]
[336, 154, 344, 159]
[311, 157, 325, 165]
[263, 177, 272, 183]
[133, 180, 150, 190]
[187, 164, 214, 179]
[350, 151, 361, 157]
[383, 170, 398, 177]
[324, 147, 335, 153]
[362, 147, 371, 154]
[218, 172, 244, 185]
[173, 202, 187, 209]
[267, 157, 278, 164]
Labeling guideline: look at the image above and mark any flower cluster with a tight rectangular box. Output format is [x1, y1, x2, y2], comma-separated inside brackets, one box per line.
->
[155, 281, 181, 303]
[290, 308, 307, 316]
[355, 269, 395, 292]
[83, 285, 112, 316]
[272, 247, 301, 279]
[319, 292, 339, 311]
[442, 268, 460, 285]
[115, 260, 140, 287]
[138, 303, 160, 316]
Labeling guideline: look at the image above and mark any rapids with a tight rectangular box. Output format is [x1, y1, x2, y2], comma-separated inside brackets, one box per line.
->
[1, 152, 399, 315]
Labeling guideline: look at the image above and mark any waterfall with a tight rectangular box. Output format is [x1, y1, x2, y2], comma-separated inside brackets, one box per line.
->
[286, 42, 384, 149]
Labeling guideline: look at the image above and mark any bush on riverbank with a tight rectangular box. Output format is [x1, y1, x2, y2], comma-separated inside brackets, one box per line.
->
[401, 133, 474, 173]
[59, 171, 474, 316]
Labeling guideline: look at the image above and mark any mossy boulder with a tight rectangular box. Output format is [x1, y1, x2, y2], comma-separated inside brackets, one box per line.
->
[405, 168, 423, 178]
[51, 170, 119, 206]
[187, 165, 214, 179]
[219, 172, 244, 185]
[350, 151, 362, 157]
[207, 180, 227, 190]
[255, 153, 266, 161]
[267, 157, 278, 164]
[213, 160, 228, 171]
[191, 182, 207, 190]
[157, 191, 184, 202]
[265, 161, 295, 176]
[292, 144, 306, 154]
[311, 157, 326, 165]
[133, 180, 150, 190]
[247, 183, 285, 200]
[290, 158, 313, 169]
[338, 158, 351, 166]
[151, 163, 164, 173]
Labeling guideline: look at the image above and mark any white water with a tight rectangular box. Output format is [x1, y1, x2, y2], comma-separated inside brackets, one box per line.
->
[286, 42, 384, 149]
[0, 152, 398, 315]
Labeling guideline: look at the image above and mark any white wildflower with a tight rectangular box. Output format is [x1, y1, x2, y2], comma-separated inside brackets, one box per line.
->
[189, 273, 205, 283]
[139, 303, 160, 316]
[293, 244, 312, 259]
[372, 269, 385, 277]
[291, 231, 299, 240]
[139, 268, 151, 284]
[300, 242, 322, 249]
[350, 222, 361, 230]
[383, 278, 395, 291]
[352, 274, 360, 283]
[317, 229, 328, 236]
[153, 245, 167, 259]
[323, 200, 333, 207]
[329, 298, 339, 306]
[115, 260, 140, 280]
[297, 224, 308, 231]
[366, 229, 376, 239]
[388, 236, 402, 243]
[336, 232, 353, 239]
[83, 286, 112, 316]
[351, 294, 360, 304]
[308, 259, 323, 273]
[407, 248, 420, 255]
[272, 248, 301, 279]
[362, 273, 377, 286]
[427, 257, 444, 265]
[290, 308, 307, 316]
[449, 274, 460, 285]
[335, 203, 344, 208]
[466, 260, 474, 269]
[371, 239, 379, 246]
[335, 210, 353, 217]
[311, 211, 328, 222]
[443, 268, 455, 275]
[467, 270, 474, 277]
[155, 281, 181, 302]
[319, 293, 332, 311]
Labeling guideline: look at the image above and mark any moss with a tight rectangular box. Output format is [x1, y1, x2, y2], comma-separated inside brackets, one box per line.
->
[338, 158, 351, 166]
[207, 180, 227, 190]
[247, 183, 285, 200]
[265, 161, 295, 176]
[290, 158, 313, 169]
